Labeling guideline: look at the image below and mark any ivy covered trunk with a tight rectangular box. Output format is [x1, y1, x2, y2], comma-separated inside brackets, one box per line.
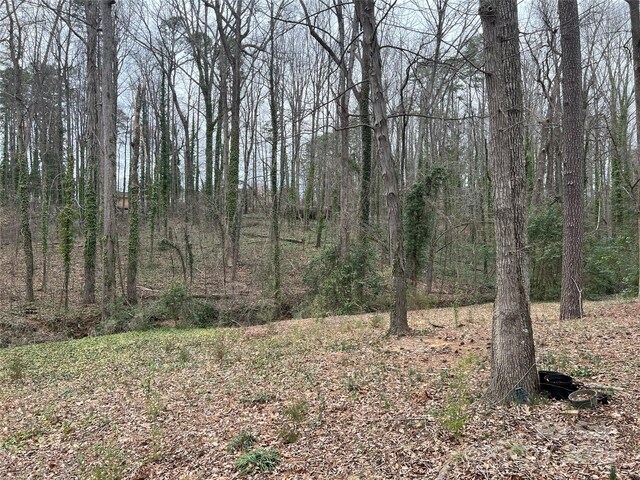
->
[82, 0, 99, 305]
[269, 17, 281, 306]
[60, 152, 75, 308]
[127, 85, 144, 305]
[101, 0, 117, 317]
[8, 7, 35, 303]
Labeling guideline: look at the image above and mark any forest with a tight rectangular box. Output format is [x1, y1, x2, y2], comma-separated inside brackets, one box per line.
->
[0, 0, 638, 338]
[1, 0, 640, 478]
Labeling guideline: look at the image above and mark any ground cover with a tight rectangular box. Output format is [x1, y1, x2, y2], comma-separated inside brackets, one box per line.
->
[1, 300, 639, 479]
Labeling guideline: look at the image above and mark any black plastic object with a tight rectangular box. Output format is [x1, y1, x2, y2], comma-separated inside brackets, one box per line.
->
[539, 370, 580, 400]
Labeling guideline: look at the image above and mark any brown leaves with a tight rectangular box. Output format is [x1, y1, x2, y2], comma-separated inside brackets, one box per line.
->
[0, 301, 639, 478]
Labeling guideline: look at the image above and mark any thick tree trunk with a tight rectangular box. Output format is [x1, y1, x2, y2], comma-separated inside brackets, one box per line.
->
[355, 0, 408, 336]
[559, 0, 585, 320]
[479, 0, 538, 403]
[626, 0, 640, 298]
[101, 0, 118, 318]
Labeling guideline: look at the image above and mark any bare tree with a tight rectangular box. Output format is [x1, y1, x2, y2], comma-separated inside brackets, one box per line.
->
[299, 0, 358, 256]
[208, 0, 251, 281]
[479, 0, 538, 403]
[355, 0, 408, 335]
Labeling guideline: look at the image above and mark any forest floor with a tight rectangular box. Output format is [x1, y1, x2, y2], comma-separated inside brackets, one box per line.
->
[1, 299, 639, 479]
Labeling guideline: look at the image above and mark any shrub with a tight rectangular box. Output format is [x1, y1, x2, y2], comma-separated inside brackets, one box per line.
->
[302, 242, 385, 315]
[433, 355, 478, 437]
[160, 281, 191, 321]
[584, 235, 637, 298]
[277, 400, 308, 444]
[528, 204, 563, 300]
[96, 284, 221, 335]
[528, 204, 638, 299]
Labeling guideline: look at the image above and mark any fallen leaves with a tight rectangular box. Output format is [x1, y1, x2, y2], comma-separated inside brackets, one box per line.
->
[0, 300, 638, 478]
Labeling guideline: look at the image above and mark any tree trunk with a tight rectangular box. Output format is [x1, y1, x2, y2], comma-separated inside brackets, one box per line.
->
[558, 0, 585, 320]
[127, 85, 144, 305]
[214, 51, 227, 219]
[211, 0, 244, 280]
[626, 0, 640, 298]
[355, 0, 408, 336]
[101, 0, 118, 318]
[479, 0, 538, 403]
[337, 3, 352, 257]
[269, 19, 281, 305]
[6, 2, 35, 303]
[359, 45, 372, 236]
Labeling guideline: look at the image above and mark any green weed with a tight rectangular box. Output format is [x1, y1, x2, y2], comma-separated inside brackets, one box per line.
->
[227, 431, 257, 453]
[277, 400, 308, 444]
[277, 427, 299, 444]
[235, 447, 280, 474]
[282, 400, 308, 424]
[1, 428, 43, 451]
[370, 315, 385, 329]
[88, 445, 127, 480]
[433, 355, 476, 437]
[4, 354, 26, 382]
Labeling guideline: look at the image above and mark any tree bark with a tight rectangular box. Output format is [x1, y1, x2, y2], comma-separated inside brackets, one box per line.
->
[127, 85, 144, 305]
[83, 0, 99, 304]
[101, 0, 118, 318]
[355, 0, 409, 335]
[211, 0, 245, 280]
[6, 1, 35, 303]
[337, 2, 352, 257]
[626, 0, 640, 298]
[359, 42, 372, 235]
[269, 16, 281, 305]
[479, 0, 538, 403]
[558, 0, 585, 319]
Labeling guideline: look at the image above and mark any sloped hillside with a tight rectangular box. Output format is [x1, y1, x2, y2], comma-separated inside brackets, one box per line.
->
[1, 300, 639, 479]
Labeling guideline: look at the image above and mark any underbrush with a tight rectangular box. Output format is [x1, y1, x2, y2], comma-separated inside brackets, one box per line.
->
[301, 242, 387, 316]
[97, 282, 301, 336]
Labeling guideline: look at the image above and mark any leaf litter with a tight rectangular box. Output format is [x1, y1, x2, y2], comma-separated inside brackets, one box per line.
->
[0, 299, 638, 478]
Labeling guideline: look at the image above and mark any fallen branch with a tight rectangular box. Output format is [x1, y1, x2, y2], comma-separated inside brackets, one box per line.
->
[245, 232, 305, 244]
